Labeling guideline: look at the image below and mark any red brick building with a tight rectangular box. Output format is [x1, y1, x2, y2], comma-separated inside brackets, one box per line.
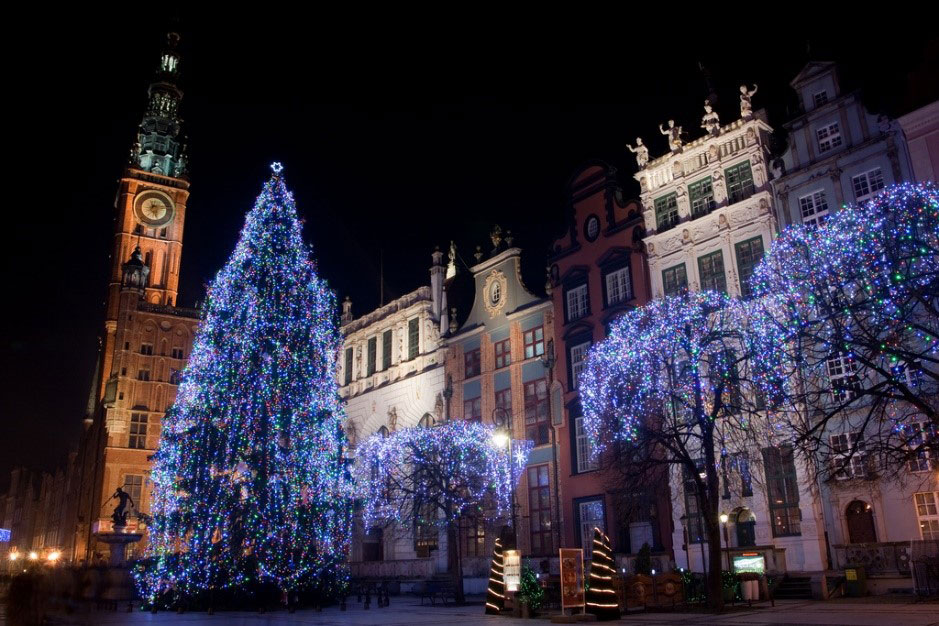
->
[547, 162, 673, 568]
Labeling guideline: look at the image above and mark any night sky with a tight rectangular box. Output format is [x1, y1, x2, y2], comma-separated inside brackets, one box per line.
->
[3, 11, 936, 487]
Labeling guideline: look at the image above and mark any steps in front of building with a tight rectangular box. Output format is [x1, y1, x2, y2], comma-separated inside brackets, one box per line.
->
[774, 575, 813, 600]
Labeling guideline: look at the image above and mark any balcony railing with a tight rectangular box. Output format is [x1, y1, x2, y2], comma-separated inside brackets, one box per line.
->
[832, 542, 912, 575]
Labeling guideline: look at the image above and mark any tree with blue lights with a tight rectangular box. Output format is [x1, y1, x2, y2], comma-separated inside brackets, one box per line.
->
[137, 164, 351, 608]
[581, 291, 790, 610]
[752, 182, 938, 479]
[355, 421, 530, 606]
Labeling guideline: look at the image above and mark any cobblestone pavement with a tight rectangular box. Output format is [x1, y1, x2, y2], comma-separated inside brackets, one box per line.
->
[33, 598, 939, 626]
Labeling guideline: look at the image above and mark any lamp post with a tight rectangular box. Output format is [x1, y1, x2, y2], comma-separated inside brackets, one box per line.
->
[540, 339, 562, 554]
[719, 513, 729, 571]
[492, 407, 518, 548]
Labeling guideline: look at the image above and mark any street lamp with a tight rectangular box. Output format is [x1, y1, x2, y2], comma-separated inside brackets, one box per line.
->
[719, 513, 730, 570]
[492, 407, 518, 547]
[47, 551, 61, 564]
[8, 552, 18, 562]
[28, 551, 38, 561]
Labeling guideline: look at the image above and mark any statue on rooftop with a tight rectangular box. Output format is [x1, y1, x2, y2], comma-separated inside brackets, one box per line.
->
[739, 84, 758, 119]
[659, 120, 683, 153]
[701, 100, 720, 135]
[626, 137, 650, 168]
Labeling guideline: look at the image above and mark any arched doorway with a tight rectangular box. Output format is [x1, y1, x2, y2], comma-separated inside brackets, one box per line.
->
[846, 500, 877, 544]
[363, 527, 384, 561]
[735, 508, 756, 547]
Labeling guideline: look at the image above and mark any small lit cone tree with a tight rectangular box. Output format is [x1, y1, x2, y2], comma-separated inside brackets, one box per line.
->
[580, 291, 791, 610]
[484, 537, 505, 614]
[752, 183, 938, 479]
[355, 421, 530, 606]
[137, 164, 352, 606]
[585, 527, 619, 620]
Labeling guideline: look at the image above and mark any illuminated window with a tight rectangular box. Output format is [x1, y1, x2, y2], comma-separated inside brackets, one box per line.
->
[463, 395, 481, 422]
[698, 250, 726, 293]
[735, 236, 764, 298]
[570, 341, 591, 390]
[816, 122, 843, 153]
[689, 177, 716, 217]
[829, 432, 868, 480]
[524, 380, 549, 445]
[129, 413, 148, 449]
[907, 421, 937, 472]
[523, 326, 545, 360]
[367, 337, 377, 376]
[461, 516, 486, 557]
[662, 264, 687, 297]
[762, 446, 801, 537]
[408, 318, 420, 360]
[799, 190, 829, 228]
[123, 475, 144, 512]
[494, 338, 511, 369]
[464, 348, 481, 377]
[852, 168, 885, 202]
[604, 267, 631, 306]
[914, 492, 939, 540]
[575, 417, 598, 473]
[827, 352, 861, 402]
[654, 193, 679, 231]
[528, 465, 553, 555]
[382, 330, 392, 370]
[725, 161, 754, 204]
[566, 284, 589, 322]
[494, 388, 512, 419]
[577, 499, 605, 557]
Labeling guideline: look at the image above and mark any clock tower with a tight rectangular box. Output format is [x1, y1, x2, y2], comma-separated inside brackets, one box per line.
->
[100, 32, 191, 398]
[71, 32, 202, 562]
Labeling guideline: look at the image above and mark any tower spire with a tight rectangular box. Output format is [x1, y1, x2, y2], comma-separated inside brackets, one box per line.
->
[131, 32, 187, 178]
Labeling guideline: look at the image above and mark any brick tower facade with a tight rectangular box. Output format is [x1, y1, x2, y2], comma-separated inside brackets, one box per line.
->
[73, 33, 200, 561]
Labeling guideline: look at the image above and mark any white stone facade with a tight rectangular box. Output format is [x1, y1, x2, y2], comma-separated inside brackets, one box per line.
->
[339, 253, 450, 574]
[638, 113, 777, 300]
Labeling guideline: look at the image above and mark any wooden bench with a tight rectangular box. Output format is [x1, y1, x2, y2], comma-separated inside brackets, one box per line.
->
[412, 579, 456, 605]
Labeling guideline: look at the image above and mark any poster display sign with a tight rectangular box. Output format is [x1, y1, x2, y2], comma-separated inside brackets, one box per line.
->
[732, 552, 766, 574]
[559, 548, 585, 608]
[504, 549, 521, 592]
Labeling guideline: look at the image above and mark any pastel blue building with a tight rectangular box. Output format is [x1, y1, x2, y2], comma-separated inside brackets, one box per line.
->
[771, 62, 913, 228]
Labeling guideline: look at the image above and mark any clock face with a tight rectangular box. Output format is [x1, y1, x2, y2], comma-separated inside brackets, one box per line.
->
[134, 190, 175, 227]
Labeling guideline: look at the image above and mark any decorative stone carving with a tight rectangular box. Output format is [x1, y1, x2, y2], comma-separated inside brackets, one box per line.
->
[483, 269, 508, 318]
[659, 119, 683, 152]
[701, 100, 720, 135]
[672, 160, 684, 178]
[708, 144, 720, 162]
[745, 127, 757, 146]
[646, 242, 655, 254]
[682, 229, 691, 243]
[739, 84, 758, 119]
[639, 176, 649, 191]
[718, 214, 729, 229]
[626, 137, 650, 168]
[388, 406, 398, 432]
[759, 197, 770, 214]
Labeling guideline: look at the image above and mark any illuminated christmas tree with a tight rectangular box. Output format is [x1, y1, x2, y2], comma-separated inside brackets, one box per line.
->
[137, 163, 351, 606]
[484, 537, 505, 615]
[585, 527, 619, 620]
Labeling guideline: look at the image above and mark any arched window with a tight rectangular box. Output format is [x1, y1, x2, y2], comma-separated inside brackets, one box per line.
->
[377, 426, 389, 439]
[846, 500, 877, 544]
[418, 413, 434, 428]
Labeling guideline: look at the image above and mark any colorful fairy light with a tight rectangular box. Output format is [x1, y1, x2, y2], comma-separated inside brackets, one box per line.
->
[136, 165, 352, 604]
[353, 420, 530, 533]
[751, 182, 938, 464]
[585, 527, 619, 620]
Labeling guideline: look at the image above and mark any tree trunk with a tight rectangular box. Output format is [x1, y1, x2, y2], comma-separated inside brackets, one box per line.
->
[699, 399, 724, 611]
[447, 521, 465, 605]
